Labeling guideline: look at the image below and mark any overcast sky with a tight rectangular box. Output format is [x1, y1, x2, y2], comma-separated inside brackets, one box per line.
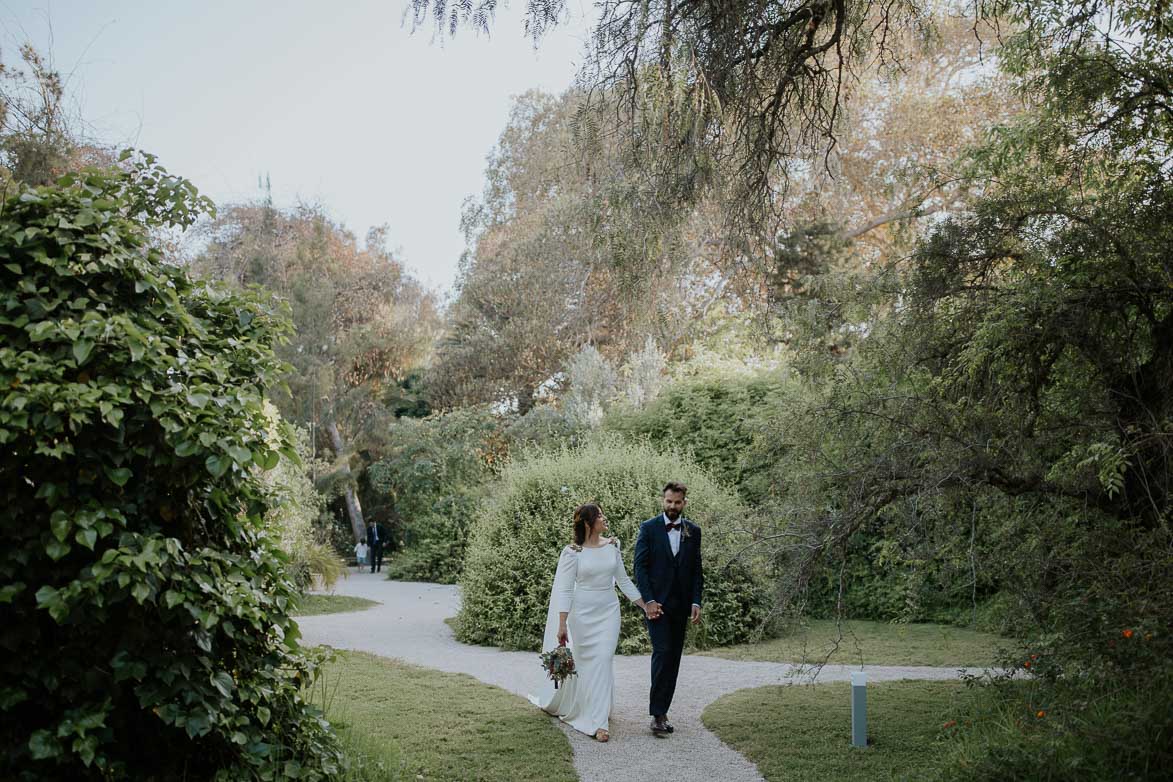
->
[1, 0, 593, 293]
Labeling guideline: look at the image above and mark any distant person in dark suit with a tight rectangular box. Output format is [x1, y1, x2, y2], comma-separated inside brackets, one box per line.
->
[365, 521, 387, 573]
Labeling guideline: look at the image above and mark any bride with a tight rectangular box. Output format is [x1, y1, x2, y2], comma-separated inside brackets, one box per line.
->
[529, 503, 649, 742]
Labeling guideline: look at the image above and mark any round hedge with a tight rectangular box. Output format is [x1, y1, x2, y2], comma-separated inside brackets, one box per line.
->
[455, 437, 770, 653]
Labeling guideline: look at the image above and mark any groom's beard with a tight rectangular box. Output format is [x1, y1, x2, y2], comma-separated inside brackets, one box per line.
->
[664, 509, 681, 521]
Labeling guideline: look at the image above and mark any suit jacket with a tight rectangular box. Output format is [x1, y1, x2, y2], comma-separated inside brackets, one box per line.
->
[365, 523, 386, 550]
[633, 513, 703, 609]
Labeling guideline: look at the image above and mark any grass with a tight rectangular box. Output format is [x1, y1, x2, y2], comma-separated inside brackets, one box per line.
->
[293, 594, 380, 616]
[702, 679, 970, 781]
[701, 620, 1004, 668]
[310, 650, 576, 782]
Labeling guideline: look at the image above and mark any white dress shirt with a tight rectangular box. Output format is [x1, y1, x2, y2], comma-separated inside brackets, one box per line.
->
[664, 514, 699, 609]
[665, 515, 681, 556]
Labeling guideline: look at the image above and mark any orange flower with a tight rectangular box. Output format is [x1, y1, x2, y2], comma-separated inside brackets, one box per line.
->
[942, 720, 957, 729]
[1023, 661, 1031, 668]
[1122, 629, 1134, 639]
[1036, 710, 1046, 718]
[1030, 654, 1038, 660]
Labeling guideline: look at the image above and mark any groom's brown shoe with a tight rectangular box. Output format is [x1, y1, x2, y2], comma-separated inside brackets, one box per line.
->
[651, 716, 670, 736]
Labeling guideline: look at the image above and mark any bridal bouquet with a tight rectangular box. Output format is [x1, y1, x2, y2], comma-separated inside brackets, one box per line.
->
[540, 645, 577, 689]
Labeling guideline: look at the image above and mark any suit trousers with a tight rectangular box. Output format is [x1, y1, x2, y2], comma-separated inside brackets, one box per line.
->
[646, 605, 689, 717]
[369, 542, 384, 573]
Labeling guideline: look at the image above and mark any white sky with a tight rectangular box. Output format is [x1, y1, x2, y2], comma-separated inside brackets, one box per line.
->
[1, 0, 594, 293]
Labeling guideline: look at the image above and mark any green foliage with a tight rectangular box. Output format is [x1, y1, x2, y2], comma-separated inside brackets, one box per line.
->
[504, 405, 586, 452]
[0, 157, 343, 780]
[259, 415, 345, 591]
[604, 371, 790, 503]
[744, 0, 1173, 773]
[942, 669, 1173, 781]
[455, 437, 770, 652]
[367, 406, 506, 583]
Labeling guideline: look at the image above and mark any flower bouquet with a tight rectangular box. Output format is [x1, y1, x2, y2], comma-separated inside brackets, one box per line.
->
[540, 644, 577, 689]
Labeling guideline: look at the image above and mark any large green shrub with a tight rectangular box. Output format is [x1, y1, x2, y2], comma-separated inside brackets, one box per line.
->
[0, 157, 343, 780]
[603, 371, 789, 503]
[367, 406, 506, 582]
[455, 438, 770, 653]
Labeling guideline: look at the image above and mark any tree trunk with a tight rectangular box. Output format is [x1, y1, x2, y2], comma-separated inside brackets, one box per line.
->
[326, 419, 367, 542]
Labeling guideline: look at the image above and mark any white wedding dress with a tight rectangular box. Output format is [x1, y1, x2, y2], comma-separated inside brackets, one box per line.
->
[528, 540, 642, 736]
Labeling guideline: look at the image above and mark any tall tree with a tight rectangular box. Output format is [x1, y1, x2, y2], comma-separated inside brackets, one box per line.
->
[192, 202, 440, 541]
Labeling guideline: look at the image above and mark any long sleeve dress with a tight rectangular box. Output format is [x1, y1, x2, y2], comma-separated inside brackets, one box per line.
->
[529, 540, 642, 736]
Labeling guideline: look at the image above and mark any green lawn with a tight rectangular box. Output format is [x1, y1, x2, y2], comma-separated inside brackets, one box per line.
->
[703, 680, 968, 781]
[293, 594, 380, 616]
[312, 651, 576, 782]
[702, 620, 1003, 668]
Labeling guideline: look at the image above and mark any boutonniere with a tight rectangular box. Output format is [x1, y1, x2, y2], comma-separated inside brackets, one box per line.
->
[680, 521, 691, 539]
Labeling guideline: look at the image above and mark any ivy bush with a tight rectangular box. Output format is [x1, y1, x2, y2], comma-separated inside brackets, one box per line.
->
[0, 156, 343, 780]
[455, 437, 770, 653]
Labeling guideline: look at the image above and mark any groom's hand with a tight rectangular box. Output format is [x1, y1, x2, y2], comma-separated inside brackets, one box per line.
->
[690, 604, 702, 625]
[644, 601, 663, 620]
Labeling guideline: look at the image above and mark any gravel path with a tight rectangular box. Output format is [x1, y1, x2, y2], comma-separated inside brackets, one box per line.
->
[298, 572, 970, 782]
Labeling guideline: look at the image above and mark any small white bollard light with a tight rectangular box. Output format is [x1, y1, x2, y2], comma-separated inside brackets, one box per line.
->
[851, 671, 868, 748]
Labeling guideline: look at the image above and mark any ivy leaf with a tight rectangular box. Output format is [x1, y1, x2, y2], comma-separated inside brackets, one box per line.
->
[28, 730, 58, 760]
[50, 509, 70, 542]
[131, 582, 151, 604]
[255, 450, 280, 470]
[227, 445, 252, 465]
[210, 671, 234, 697]
[45, 539, 70, 561]
[73, 339, 95, 365]
[0, 582, 26, 603]
[106, 467, 132, 487]
[205, 455, 229, 478]
[76, 528, 98, 550]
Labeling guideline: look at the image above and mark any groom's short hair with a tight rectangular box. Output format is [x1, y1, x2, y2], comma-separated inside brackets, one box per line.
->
[663, 481, 687, 496]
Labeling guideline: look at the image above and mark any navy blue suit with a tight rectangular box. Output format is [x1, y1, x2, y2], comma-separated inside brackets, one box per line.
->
[633, 513, 703, 717]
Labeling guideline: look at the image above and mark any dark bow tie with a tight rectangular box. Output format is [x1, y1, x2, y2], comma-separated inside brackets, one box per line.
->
[665, 521, 681, 531]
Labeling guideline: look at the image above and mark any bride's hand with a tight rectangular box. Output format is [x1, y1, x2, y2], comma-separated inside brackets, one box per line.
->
[557, 624, 569, 646]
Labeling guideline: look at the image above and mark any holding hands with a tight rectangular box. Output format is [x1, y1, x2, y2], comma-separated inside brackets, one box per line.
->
[640, 601, 701, 624]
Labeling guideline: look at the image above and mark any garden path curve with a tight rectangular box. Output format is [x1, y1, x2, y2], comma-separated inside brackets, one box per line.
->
[298, 573, 969, 782]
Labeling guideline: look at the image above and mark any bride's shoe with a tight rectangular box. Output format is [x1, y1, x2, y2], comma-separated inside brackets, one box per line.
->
[594, 729, 609, 742]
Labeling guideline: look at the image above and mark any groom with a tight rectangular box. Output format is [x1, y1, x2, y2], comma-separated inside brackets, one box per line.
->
[633, 481, 703, 736]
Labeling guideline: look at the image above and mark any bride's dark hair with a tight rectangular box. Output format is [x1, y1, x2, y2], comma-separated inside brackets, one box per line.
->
[573, 503, 602, 546]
